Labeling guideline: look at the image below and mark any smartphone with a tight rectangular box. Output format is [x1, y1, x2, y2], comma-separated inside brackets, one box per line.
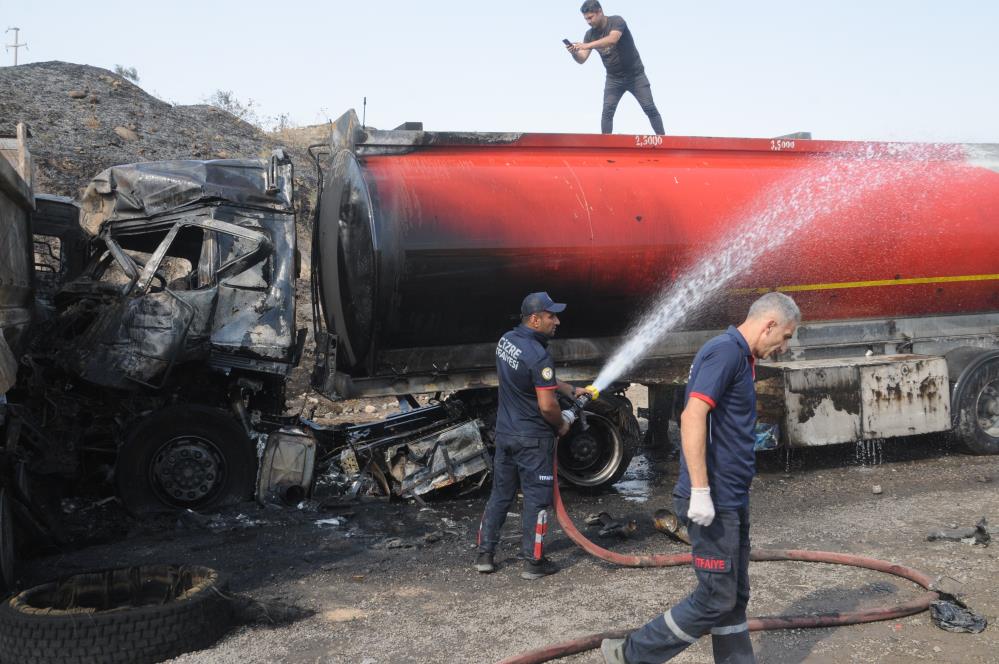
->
[562, 38, 572, 46]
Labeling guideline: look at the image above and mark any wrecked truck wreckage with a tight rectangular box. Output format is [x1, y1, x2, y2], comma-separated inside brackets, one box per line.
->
[11, 153, 305, 518]
[3, 151, 539, 539]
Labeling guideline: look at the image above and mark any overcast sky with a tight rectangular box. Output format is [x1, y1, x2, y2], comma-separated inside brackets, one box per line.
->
[2, 1, 997, 142]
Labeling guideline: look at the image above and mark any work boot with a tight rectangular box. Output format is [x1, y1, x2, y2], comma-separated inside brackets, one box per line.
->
[520, 556, 558, 580]
[474, 551, 495, 574]
[600, 638, 628, 664]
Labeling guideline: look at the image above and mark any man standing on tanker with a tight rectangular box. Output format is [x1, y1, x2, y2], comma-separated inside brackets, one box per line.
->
[602, 292, 801, 664]
[475, 292, 592, 580]
[567, 0, 665, 135]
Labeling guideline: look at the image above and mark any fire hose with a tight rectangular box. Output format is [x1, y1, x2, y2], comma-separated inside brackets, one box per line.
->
[497, 390, 941, 664]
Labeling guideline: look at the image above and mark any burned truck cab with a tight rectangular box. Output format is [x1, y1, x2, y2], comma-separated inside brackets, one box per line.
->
[18, 153, 303, 515]
[70, 152, 300, 386]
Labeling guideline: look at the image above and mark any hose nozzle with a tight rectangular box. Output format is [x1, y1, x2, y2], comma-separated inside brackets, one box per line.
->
[570, 390, 593, 415]
[566, 386, 600, 432]
[571, 385, 598, 412]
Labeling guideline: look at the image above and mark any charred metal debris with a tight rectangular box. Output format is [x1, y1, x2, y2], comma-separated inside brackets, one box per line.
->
[2, 153, 498, 545]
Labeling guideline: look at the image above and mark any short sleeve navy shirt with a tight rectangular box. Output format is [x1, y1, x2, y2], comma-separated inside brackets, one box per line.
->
[495, 325, 559, 438]
[674, 326, 758, 509]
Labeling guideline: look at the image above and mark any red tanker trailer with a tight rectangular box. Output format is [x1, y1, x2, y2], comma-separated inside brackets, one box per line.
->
[310, 109, 999, 484]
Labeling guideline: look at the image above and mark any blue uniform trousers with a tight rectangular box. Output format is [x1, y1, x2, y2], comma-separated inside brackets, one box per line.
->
[477, 434, 555, 560]
[625, 498, 755, 664]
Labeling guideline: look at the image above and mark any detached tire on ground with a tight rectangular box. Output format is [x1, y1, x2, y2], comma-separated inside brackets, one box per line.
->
[557, 393, 641, 490]
[0, 565, 232, 664]
[116, 405, 257, 515]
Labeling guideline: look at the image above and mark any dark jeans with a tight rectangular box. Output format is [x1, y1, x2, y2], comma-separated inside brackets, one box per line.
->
[624, 497, 755, 663]
[477, 434, 556, 560]
[602, 72, 665, 135]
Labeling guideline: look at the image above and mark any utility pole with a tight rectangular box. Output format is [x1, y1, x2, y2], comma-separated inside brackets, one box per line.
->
[5, 27, 27, 66]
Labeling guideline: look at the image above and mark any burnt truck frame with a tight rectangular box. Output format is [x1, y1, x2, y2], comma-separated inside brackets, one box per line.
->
[2, 146, 524, 546]
[4, 154, 307, 528]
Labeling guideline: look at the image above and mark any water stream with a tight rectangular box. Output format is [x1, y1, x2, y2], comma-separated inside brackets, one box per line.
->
[855, 437, 886, 467]
[591, 142, 961, 393]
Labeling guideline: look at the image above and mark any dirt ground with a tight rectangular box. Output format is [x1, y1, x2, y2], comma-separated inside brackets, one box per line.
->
[18, 386, 998, 664]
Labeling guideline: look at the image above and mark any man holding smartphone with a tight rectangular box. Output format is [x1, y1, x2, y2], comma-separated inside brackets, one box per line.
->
[567, 1, 665, 135]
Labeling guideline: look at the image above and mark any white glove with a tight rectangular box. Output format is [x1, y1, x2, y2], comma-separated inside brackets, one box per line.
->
[687, 487, 715, 526]
[561, 409, 577, 426]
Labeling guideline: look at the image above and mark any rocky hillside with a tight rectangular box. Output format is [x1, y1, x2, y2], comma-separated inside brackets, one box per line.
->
[0, 60, 322, 229]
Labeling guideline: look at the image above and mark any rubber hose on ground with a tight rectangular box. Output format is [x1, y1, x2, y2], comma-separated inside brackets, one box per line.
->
[496, 460, 939, 664]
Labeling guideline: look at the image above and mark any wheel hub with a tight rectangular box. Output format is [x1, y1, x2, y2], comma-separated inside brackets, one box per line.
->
[556, 411, 627, 487]
[976, 382, 999, 437]
[151, 438, 221, 503]
[565, 432, 601, 470]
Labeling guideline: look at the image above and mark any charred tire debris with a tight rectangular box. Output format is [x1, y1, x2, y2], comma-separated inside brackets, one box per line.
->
[0, 565, 232, 664]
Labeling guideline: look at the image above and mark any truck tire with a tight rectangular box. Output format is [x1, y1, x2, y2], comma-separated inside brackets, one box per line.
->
[557, 393, 641, 490]
[953, 357, 999, 455]
[0, 565, 231, 664]
[116, 405, 257, 515]
[0, 488, 14, 592]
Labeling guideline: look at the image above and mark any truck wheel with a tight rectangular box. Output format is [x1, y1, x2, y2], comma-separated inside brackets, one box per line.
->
[116, 406, 257, 515]
[0, 488, 15, 592]
[557, 394, 640, 490]
[0, 565, 232, 664]
[954, 358, 999, 455]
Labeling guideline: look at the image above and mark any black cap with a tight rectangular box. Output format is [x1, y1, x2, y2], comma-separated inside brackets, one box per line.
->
[521, 292, 567, 316]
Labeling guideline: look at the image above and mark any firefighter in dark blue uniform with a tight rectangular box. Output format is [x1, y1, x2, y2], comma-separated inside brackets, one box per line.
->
[476, 292, 588, 580]
[602, 292, 800, 664]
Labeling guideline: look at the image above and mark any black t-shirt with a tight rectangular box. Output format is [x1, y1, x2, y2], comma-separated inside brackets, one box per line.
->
[495, 325, 559, 438]
[584, 15, 644, 77]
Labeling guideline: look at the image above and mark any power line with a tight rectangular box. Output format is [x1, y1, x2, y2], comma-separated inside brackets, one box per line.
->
[5, 27, 27, 66]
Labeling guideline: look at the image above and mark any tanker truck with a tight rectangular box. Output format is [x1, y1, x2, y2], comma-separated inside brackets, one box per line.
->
[6, 110, 999, 531]
[308, 109, 999, 468]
